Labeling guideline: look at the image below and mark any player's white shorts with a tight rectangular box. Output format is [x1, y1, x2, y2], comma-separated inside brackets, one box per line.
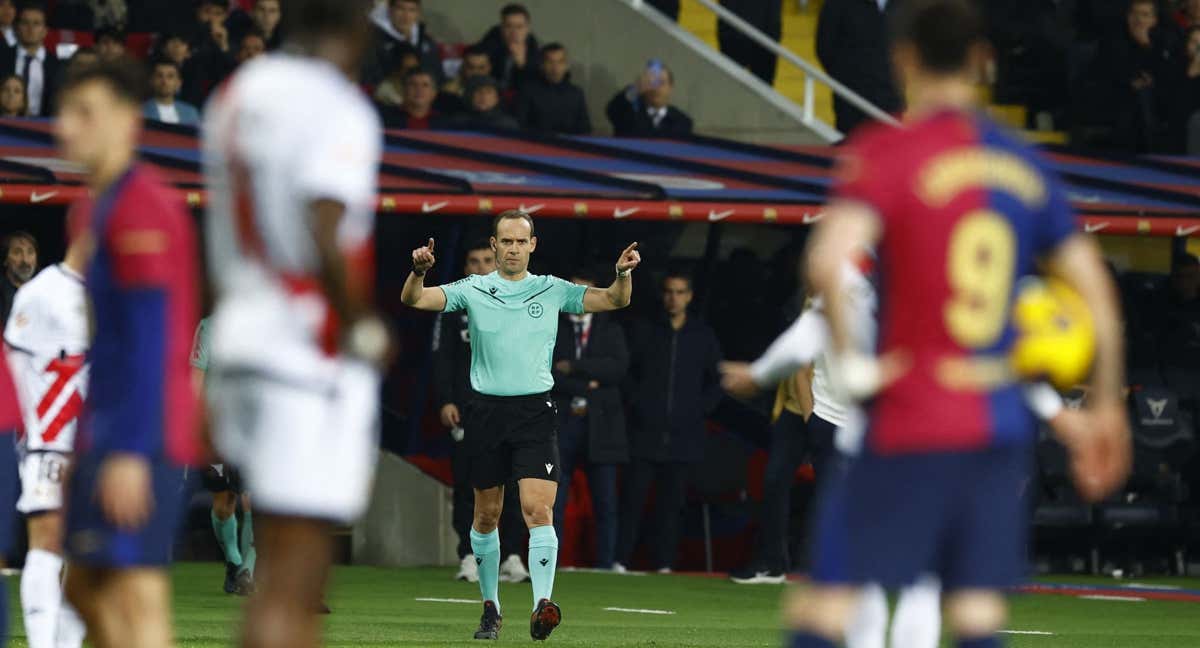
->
[209, 359, 379, 523]
[16, 451, 70, 514]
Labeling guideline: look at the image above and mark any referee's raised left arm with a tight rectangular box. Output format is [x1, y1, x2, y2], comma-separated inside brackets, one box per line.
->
[584, 242, 641, 312]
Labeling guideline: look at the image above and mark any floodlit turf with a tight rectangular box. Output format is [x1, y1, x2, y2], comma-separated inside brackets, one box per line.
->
[5, 564, 1200, 646]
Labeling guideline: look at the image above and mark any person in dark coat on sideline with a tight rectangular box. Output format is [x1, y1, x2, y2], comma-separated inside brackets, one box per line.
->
[616, 273, 723, 572]
[606, 61, 694, 137]
[516, 43, 591, 135]
[550, 271, 630, 569]
[455, 75, 520, 129]
[816, 0, 905, 135]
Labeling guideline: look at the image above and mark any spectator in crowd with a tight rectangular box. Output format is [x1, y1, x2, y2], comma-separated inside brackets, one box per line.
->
[816, 0, 904, 135]
[432, 240, 530, 585]
[186, 0, 238, 106]
[0, 230, 36, 325]
[606, 61, 694, 136]
[65, 46, 97, 72]
[550, 270, 629, 569]
[381, 68, 451, 129]
[94, 27, 126, 61]
[0, 74, 24, 116]
[373, 42, 420, 109]
[0, 3, 60, 117]
[235, 27, 266, 64]
[0, 0, 15, 48]
[516, 43, 591, 135]
[87, 0, 127, 30]
[455, 75, 519, 129]
[442, 44, 491, 98]
[718, 0, 783, 85]
[1099, 0, 1183, 152]
[143, 59, 200, 125]
[1183, 26, 1200, 152]
[1176, 0, 1200, 29]
[478, 3, 539, 92]
[616, 273, 723, 572]
[228, 0, 281, 52]
[365, 0, 442, 87]
[157, 31, 191, 68]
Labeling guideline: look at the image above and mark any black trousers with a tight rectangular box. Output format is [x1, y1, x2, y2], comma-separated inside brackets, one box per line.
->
[754, 411, 838, 572]
[451, 441, 526, 559]
[717, 0, 783, 85]
[617, 459, 690, 570]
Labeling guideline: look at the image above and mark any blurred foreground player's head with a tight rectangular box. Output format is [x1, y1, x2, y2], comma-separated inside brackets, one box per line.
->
[889, 0, 986, 112]
[55, 58, 145, 187]
[283, 0, 374, 77]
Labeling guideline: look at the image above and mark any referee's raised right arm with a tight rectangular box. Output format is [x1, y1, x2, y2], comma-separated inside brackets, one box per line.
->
[402, 237, 449, 311]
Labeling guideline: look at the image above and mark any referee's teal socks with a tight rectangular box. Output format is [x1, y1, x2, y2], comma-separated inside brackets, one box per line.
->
[528, 525, 558, 607]
[470, 527, 501, 614]
[211, 511, 242, 566]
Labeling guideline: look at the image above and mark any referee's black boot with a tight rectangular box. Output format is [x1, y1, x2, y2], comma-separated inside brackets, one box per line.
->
[529, 598, 562, 640]
[474, 601, 502, 640]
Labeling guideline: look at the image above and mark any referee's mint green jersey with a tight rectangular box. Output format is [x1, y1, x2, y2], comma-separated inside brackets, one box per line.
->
[441, 271, 587, 396]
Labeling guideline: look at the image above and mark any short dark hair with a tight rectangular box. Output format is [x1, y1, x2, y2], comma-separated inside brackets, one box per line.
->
[59, 57, 147, 106]
[492, 209, 535, 237]
[500, 3, 530, 20]
[541, 42, 565, 57]
[402, 67, 433, 84]
[240, 26, 267, 44]
[70, 45, 97, 60]
[890, 0, 985, 74]
[663, 272, 693, 290]
[391, 0, 420, 6]
[152, 58, 181, 75]
[284, 0, 372, 43]
[3, 230, 37, 258]
[95, 26, 126, 45]
[16, 1, 45, 18]
[464, 239, 494, 260]
[463, 44, 488, 60]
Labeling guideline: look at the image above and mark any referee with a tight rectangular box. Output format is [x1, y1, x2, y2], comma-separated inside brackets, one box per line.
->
[402, 210, 641, 641]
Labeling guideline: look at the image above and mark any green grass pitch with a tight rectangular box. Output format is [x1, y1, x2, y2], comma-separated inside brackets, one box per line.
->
[5, 563, 1200, 646]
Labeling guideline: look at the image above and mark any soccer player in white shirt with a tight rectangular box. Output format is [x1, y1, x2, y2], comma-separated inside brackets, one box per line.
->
[4, 239, 90, 648]
[202, 1, 389, 646]
[722, 262, 1082, 648]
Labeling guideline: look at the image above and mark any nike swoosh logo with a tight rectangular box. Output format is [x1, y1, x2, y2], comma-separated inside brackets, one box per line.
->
[1083, 223, 1109, 234]
[613, 207, 639, 219]
[518, 203, 545, 214]
[1176, 225, 1199, 237]
[802, 213, 823, 225]
[30, 191, 57, 204]
[422, 201, 449, 213]
[707, 209, 735, 222]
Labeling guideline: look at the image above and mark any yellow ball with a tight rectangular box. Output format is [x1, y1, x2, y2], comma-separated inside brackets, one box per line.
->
[1010, 277, 1096, 391]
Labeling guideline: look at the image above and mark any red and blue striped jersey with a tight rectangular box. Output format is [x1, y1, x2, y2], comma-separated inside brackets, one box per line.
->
[832, 110, 1077, 454]
[80, 165, 201, 466]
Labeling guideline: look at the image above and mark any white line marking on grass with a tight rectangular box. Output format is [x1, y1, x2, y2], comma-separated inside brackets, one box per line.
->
[603, 607, 676, 615]
[1079, 595, 1147, 602]
[1000, 631, 1055, 636]
[1126, 583, 1183, 590]
[0, 568, 19, 577]
[415, 598, 479, 604]
[560, 567, 646, 576]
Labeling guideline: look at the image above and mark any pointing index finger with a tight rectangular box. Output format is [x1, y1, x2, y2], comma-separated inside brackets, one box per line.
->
[427, 237, 435, 251]
[622, 242, 639, 256]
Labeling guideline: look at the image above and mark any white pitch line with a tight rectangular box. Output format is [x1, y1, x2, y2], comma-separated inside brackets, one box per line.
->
[0, 568, 19, 577]
[1079, 595, 1146, 602]
[604, 607, 676, 615]
[415, 597, 479, 604]
[1000, 630, 1056, 636]
[560, 567, 647, 576]
[1126, 583, 1183, 590]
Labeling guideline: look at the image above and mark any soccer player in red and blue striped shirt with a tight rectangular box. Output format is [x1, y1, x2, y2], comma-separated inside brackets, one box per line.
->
[787, 1, 1131, 646]
[0, 341, 21, 646]
[54, 59, 201, 648]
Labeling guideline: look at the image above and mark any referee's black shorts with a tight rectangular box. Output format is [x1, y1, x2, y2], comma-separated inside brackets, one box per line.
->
[464, 393, 560, 490]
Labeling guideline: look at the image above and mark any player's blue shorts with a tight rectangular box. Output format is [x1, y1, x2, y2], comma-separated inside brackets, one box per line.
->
[65, 451, 189, 568]
[0, 431, 17, 555]
[811, 444, 1032, 592]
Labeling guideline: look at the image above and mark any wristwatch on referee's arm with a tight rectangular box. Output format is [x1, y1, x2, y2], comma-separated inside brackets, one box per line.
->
[616, 265, 631, 278]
